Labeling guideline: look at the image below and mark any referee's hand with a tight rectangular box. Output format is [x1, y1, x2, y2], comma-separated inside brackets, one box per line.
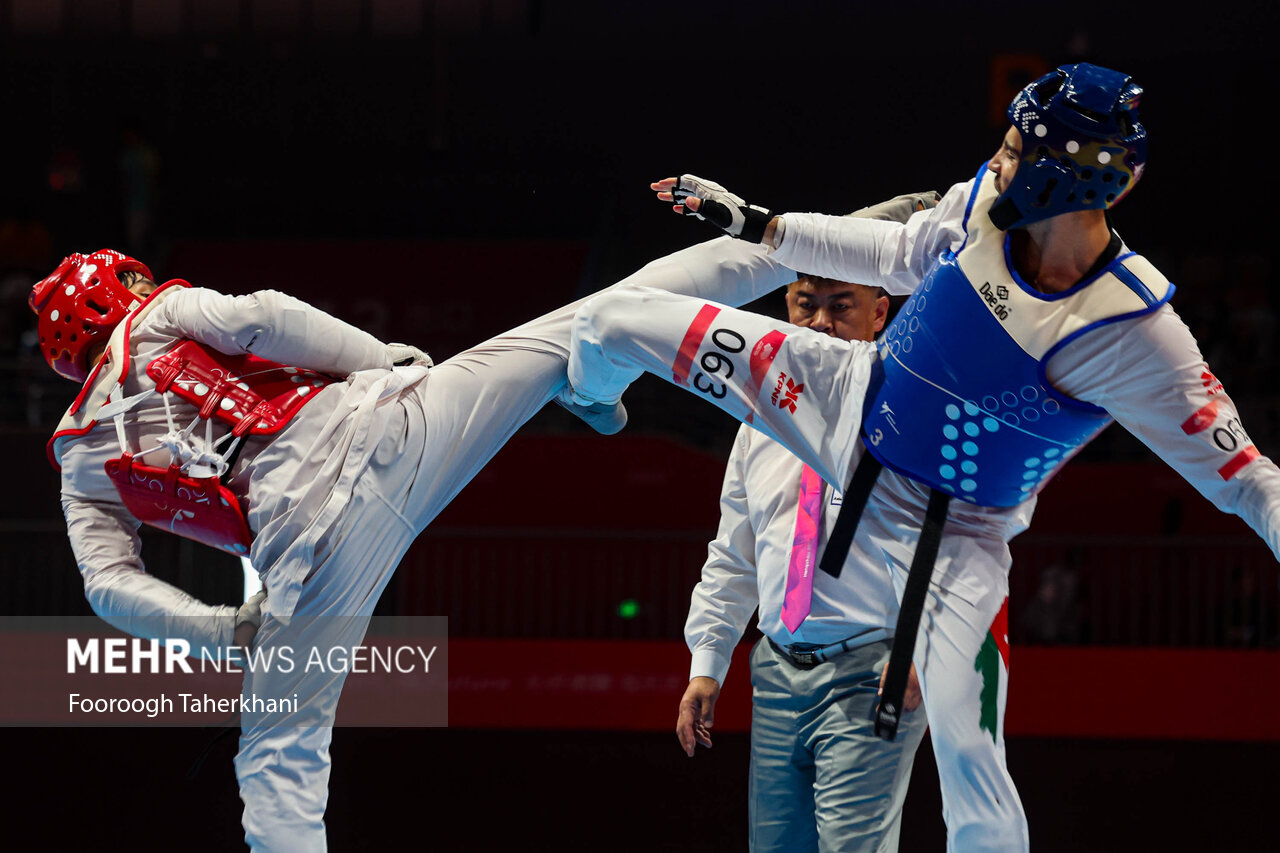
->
[878, 662, 923, 712]
[676, 676, 721, 757]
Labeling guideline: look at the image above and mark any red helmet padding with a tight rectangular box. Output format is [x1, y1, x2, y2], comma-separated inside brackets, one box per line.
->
[29, 249, 154, 383]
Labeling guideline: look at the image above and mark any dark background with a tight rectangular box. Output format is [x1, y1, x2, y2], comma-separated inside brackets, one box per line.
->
[2, 2, 1279, 850]
[2, 2, 1275, 305]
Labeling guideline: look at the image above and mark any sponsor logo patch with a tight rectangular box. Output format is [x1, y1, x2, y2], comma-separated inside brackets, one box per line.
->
[1201, 367, 1223, 397]
[771, 373, 804, 414]
[879, 400, 900, 434]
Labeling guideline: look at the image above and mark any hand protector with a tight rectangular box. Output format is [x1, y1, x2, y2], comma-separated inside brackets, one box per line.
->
[387, 342, 433, 367]
[671, 174, 773, 243]
[235, 589, 268, 631]
[230, 589, 268, 664]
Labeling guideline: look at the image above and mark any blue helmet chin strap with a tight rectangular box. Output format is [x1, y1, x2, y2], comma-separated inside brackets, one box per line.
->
[990, 63, 1147, 231]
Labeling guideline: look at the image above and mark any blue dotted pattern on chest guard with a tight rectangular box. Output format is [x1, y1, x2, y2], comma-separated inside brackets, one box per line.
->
[861, 252, 1110, 507]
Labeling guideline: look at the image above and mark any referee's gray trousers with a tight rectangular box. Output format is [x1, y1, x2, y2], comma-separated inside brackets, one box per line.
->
[749, 637, 927, 853]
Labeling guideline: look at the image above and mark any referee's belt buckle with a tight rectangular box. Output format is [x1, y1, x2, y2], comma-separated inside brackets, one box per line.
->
[774, 629, 889, 669]
[770, 639, 825, 668]
[788, 649, 822, 667]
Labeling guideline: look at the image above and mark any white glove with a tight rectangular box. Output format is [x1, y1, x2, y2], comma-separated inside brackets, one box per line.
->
[670, 174, 773, 243]
[235, 589, 268, 630]
[230, 589, 268, 662]
[387, 342, 433, 367]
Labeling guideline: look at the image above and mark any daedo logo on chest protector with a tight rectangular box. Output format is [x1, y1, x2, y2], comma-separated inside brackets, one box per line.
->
[977, 282, 1013, 321]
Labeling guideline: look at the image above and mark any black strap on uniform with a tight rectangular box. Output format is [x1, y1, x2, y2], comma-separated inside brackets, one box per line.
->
[874, 487, 951, 742]
[818, 454, 883, 578]
[219, 438, 248, 484]
[818, 355, 887, 579]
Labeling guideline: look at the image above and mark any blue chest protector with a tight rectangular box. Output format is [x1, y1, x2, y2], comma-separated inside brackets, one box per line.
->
[860, 164, 1174, 507]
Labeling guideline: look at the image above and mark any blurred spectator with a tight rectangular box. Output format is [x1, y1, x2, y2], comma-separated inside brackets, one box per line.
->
[0, 200, 54, 277]
[1213, 565, 1277, 648]
[47, 146, 85, 195]
[46, 142, 96, 253]
[0, 198, 54, 357]
[1171, 252, 1228, 356]
[1018, 551, 1086, 644]
[1205, 253, 1275, 396]
[0, 272, 35, 358]
[118, 118, 162, 257]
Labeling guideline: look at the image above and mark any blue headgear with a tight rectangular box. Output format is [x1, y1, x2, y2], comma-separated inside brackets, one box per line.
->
[989, 63, 1146, 231]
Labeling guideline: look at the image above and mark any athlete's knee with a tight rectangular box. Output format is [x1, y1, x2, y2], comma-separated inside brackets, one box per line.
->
[575, 287, 657, 351]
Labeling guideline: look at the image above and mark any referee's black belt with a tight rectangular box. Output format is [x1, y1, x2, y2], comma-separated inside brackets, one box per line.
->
[768, 628, 890, 669]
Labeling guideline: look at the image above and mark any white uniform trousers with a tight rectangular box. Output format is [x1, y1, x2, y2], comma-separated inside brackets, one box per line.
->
[235, 239, 797, 851]
[570, 288, 1027, 852]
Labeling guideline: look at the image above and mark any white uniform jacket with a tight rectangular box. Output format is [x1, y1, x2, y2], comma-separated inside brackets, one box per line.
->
[770, 178, 1280, 561]
[55, 286, 424, 654]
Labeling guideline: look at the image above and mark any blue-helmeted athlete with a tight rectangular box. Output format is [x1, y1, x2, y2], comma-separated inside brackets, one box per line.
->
[566, 63, 1280, 851]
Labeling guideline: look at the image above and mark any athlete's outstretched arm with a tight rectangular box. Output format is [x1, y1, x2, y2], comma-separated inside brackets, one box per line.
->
[652, 173, 970, 295]
[149, 287, 395, 377]
[1053, 306, 1280, 559]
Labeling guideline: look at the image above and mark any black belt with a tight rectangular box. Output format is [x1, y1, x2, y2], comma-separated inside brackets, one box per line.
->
[818, 447, 950, 742]
[819, 358, 886, 581]
[874, 487, 950, 741]
[818, 455, 882, 579]
[768, 629, 890, 669]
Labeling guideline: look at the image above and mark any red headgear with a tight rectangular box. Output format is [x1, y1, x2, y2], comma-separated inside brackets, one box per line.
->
[29, 249, 154, 383]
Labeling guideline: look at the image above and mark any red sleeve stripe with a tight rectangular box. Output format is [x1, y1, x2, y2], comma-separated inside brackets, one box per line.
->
[742, 329, 788, 425]
[1180, 399, 1220, 435]
[1218, 445, 1260, 481]
[672, 304, 720, 386]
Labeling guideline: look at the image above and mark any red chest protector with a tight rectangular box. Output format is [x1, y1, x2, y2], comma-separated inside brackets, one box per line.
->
[146, 340, 336, 437]
[102, 341, 337, 554]
[104, 454, 256, 553]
